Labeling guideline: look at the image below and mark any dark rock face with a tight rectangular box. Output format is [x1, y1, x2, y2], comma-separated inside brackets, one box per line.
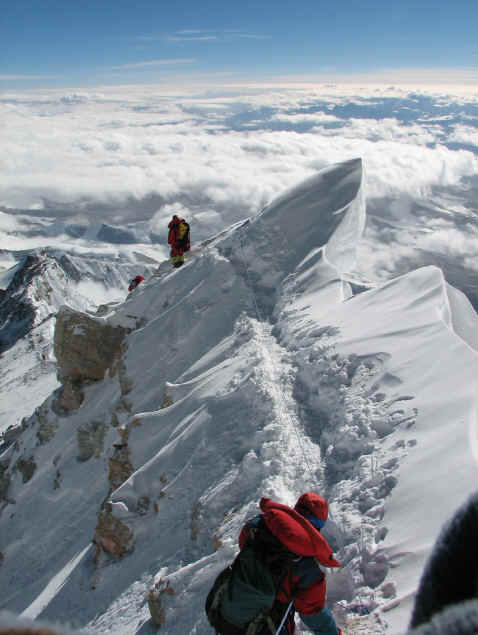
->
[0, 255, 41, 354]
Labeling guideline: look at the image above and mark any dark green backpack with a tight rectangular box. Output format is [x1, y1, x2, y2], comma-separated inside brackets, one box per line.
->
[205, 520, 297, 634]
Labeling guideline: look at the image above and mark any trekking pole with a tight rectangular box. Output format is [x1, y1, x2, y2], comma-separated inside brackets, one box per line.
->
[275, 601, 294, 635]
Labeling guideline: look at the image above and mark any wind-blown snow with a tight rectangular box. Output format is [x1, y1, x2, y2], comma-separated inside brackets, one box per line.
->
[1, 158, 477, 635]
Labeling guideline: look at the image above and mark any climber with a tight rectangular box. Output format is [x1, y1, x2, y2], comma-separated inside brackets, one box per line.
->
[206, 492, 342, 634]
[167, 214, 190, 268]
[128, 275, 144, 292]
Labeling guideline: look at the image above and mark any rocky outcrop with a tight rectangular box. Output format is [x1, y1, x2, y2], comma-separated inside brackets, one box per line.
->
[108, 443, 134, 493]
[16, 456, 36, 483]
[54, 379, 84, 413]
[55, 306, 127, 382]
[148, 579, 176, 627]
[0, 458, 11, 504]
[93, 504, 135, 562]
[77, 421, 106, 461]
[35, 402, 59, 444]
[54, 307, 128, 412]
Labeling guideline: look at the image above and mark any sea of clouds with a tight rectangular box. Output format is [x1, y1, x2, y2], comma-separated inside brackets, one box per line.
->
[1, 82, 477, 300]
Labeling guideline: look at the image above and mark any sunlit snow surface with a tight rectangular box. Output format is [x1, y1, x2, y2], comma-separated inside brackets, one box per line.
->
[0, 158, 477, 635]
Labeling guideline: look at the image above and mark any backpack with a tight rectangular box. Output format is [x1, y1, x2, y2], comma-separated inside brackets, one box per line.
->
[175, 221, 189, 245]
[205, 519, 298, 635]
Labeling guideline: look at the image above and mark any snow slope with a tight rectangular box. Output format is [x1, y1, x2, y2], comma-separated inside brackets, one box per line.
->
[1, 158, 477, 635]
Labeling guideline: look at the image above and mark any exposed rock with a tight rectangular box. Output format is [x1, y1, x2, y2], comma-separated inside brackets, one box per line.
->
[0, 255, 42, 354]
[77, 421, 106, 461]
[108, 443, 134, 493]
[0, 458, 11, 502]
[160, 391, 174, 409]
[54, 379, 84, 415]
[0, 423, 25, 449]
[53, 470, 62, 490]
[54, 305, 127, 391]
[93, 506, 135, 562]
[212, 534, 223, 551]
[16, 455, 36, 483]
[191, 500, 202, 541]
[115, 397, 132, 414]
[96, 304, 112, 317]
[35, 402, 60, 443]
[147, 579, 175, 627]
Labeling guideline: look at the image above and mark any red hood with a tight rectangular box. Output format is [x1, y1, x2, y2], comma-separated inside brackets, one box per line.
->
[260, 497, 340, 567]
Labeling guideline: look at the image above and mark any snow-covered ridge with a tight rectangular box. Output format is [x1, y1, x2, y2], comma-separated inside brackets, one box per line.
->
[1, 159, 477, 635]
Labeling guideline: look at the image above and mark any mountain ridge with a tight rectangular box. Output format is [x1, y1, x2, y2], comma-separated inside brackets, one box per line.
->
[0, 159, 477, 635]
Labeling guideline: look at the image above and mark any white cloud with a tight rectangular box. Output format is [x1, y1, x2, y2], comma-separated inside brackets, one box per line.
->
[106, 59, 196, 71]
[164, 29, 270, 43]
[271, 112, 341, 124]
[0, 84, 477, 240]
[165, 34, 218, 42]
[448, 124, 478, 148]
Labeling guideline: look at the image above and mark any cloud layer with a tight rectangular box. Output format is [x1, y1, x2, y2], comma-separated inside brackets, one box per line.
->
[1, 84, 477, 213]
[0, 82, 477, 296]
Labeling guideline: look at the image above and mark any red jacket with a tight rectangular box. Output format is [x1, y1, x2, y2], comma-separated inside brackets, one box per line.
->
[128, 275, 144, 292]
[239, 498, 340, 623]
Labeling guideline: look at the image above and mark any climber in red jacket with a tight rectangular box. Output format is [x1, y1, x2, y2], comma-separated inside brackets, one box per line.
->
[128, 275, 144, 292]
[237, 493, 342, 634]
[167, 215, 190, 268]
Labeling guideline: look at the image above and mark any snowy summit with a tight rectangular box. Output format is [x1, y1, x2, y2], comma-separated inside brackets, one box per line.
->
[0, 158, 478, 635]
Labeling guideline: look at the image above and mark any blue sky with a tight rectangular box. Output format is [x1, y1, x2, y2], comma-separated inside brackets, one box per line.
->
[1, 0, 477, 88]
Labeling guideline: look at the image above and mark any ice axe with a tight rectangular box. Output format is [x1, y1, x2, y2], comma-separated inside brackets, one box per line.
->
[275, 601, 294, 634]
